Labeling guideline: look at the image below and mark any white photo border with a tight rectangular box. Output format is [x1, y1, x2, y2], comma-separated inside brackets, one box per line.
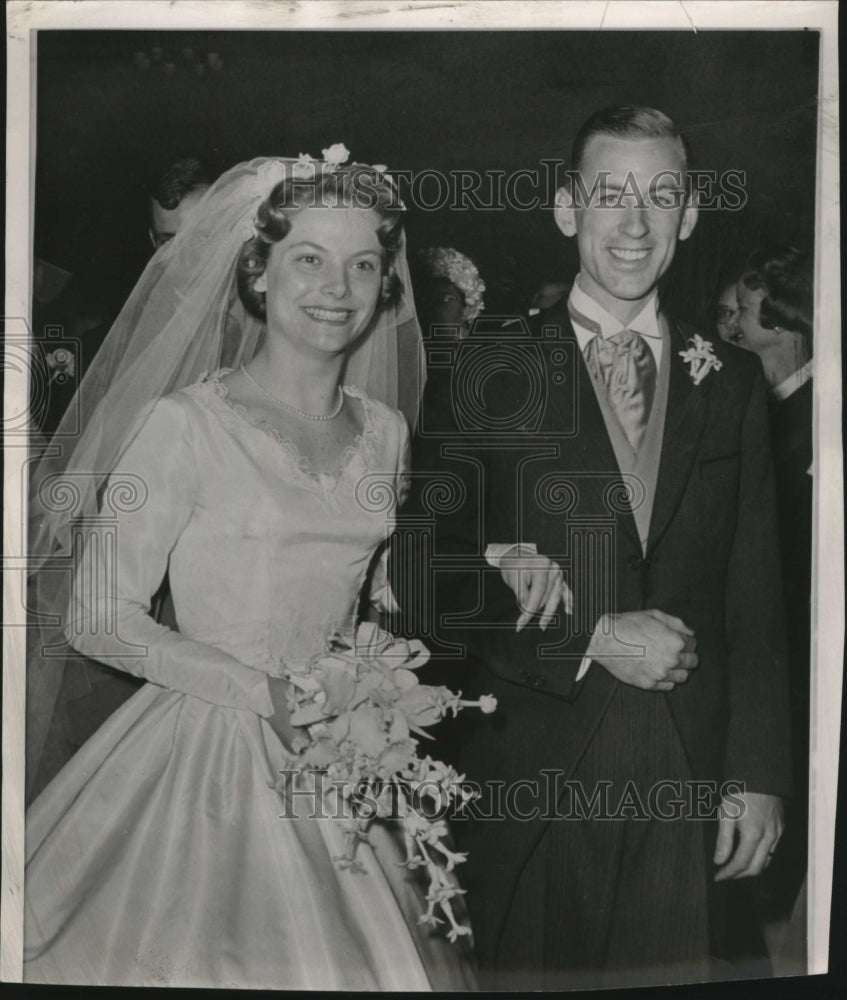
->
[3, 0, 841, 985]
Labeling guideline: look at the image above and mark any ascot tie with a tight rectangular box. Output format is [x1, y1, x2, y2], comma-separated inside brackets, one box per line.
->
[583, 327, 657, 453]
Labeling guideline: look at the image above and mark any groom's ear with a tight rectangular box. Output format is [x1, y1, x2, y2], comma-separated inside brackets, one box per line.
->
[553, 185, 578, 238]
[678, 190, 699, 243]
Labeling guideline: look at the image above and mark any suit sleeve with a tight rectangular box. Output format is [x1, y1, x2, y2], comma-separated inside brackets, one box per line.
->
[394, 367, 591, 700]
[723, 363, 793, 797]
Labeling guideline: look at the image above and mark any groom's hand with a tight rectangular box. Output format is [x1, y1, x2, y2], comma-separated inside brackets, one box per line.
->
[714, 791, 784, 880]
[586, 609, 698, 691]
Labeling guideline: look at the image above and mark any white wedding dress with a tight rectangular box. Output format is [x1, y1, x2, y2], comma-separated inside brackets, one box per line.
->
[24, 374, 475, 990]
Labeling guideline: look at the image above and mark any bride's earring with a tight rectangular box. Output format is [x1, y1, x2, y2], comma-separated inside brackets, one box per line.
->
[254, 272, 268, 294]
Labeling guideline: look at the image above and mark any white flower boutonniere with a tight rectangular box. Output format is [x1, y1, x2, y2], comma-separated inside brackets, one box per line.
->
[45, 348, 75, 384]
[679, 334, 723, 386]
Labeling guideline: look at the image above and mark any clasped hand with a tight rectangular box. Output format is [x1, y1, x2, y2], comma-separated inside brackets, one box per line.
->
[586, 609, 699, 691]
[498, 554, 698, 692]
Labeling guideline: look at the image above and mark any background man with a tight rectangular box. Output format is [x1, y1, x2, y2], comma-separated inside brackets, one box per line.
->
[149, 157, 211, 249]
[399, 106, 791, 989]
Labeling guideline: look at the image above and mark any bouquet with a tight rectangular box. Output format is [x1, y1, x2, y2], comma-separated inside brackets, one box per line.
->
[278, 621, 496, 943]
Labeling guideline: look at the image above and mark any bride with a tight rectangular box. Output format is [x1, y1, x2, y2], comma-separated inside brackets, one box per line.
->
[24, 148, 474, 990]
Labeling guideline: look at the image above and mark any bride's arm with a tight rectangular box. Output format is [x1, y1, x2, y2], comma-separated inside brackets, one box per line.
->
[367, 412, 410, 614]
[66, 396, 274, 719]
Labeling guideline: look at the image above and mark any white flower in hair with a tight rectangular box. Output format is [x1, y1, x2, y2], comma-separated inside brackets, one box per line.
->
[321, 142, 351, 168]
[255, 159, 288, 197]
[292, 153, 316, 180]
[238, 215, 259, 244]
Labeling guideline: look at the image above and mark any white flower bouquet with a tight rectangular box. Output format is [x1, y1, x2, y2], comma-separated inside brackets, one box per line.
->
[279, 621, 496, 942]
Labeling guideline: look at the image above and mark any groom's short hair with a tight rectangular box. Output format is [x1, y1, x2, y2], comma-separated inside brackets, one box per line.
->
[569, 106, 691, 176]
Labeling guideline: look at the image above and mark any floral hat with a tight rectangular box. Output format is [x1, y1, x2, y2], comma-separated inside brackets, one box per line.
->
[414, 247, 486, 324]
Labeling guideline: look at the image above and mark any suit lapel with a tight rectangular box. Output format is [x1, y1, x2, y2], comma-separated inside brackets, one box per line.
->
[541, 302, 642, 552]
[646, 320, 711, 554]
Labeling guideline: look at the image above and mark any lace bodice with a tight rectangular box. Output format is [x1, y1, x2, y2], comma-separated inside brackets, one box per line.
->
[196, 374, 388, 511]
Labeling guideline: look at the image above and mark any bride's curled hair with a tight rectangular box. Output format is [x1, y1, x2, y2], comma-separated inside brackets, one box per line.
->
[237, 164, 406, 320]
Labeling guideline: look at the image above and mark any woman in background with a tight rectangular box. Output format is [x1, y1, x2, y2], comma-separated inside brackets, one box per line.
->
[411, 246, 486, 342]
[733, 245, 814, 975]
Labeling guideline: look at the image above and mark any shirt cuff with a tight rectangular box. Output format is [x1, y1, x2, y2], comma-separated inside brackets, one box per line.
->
[576, 657, 592, 682]
[485, 542, 538, 569]
[246, 671, 275, 718]
[369, 579, 400, 614]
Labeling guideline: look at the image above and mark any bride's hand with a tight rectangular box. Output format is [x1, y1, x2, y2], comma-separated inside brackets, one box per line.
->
[266, 676, 310, 754]
[499, 549, 574, 632]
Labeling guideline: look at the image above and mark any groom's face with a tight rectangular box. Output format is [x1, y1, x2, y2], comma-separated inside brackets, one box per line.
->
[555, 134, 698, 322]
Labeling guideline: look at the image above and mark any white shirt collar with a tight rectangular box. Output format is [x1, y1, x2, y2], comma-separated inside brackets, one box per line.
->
[771, 360, 813, 402]
[568, 274, 661, 350]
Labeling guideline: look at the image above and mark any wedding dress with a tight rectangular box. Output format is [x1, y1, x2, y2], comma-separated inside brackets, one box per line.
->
[24, 374, 475, 990]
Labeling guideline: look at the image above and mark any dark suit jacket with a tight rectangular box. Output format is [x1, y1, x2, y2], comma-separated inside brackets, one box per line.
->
[769, 379, 813, 690]
[395, 301, 792, 964]
[768, 378, 813, 895]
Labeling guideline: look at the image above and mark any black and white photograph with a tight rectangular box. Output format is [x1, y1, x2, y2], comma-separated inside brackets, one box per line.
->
[3, 0, 842, 992]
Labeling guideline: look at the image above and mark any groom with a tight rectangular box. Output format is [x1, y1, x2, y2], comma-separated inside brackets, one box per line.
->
[397, 107, 791, 988]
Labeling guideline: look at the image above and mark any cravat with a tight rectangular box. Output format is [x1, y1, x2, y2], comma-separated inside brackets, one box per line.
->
[583, 328, 657, 452]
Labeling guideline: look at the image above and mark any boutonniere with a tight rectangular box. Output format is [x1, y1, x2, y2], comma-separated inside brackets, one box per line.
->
[45, 348, 75, 385]
[679, 334, 723, 386]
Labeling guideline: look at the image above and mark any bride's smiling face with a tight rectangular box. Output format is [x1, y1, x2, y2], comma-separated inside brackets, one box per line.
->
[264, 206, 385, 357]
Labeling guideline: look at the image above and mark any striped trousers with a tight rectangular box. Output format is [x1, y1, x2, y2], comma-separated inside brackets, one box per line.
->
[488, 684, 711, 990]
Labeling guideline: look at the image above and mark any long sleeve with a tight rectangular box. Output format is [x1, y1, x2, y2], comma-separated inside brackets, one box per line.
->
[369, 412, 410, 614]
[65, 396, 274, 718]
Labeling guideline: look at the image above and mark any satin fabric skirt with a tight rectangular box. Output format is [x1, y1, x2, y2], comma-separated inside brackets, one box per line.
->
[24, 683, 476, 990]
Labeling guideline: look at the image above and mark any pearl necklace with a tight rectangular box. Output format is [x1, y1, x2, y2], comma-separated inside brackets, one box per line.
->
[240, 366, 344, 422]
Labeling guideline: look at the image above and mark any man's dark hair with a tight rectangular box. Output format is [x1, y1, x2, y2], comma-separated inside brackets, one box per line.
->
[569, 106, 691, 176]
[152, 158, 212, 210]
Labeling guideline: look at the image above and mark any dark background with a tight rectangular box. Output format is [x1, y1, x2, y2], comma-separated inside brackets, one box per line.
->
[34, 29, 819, 328]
